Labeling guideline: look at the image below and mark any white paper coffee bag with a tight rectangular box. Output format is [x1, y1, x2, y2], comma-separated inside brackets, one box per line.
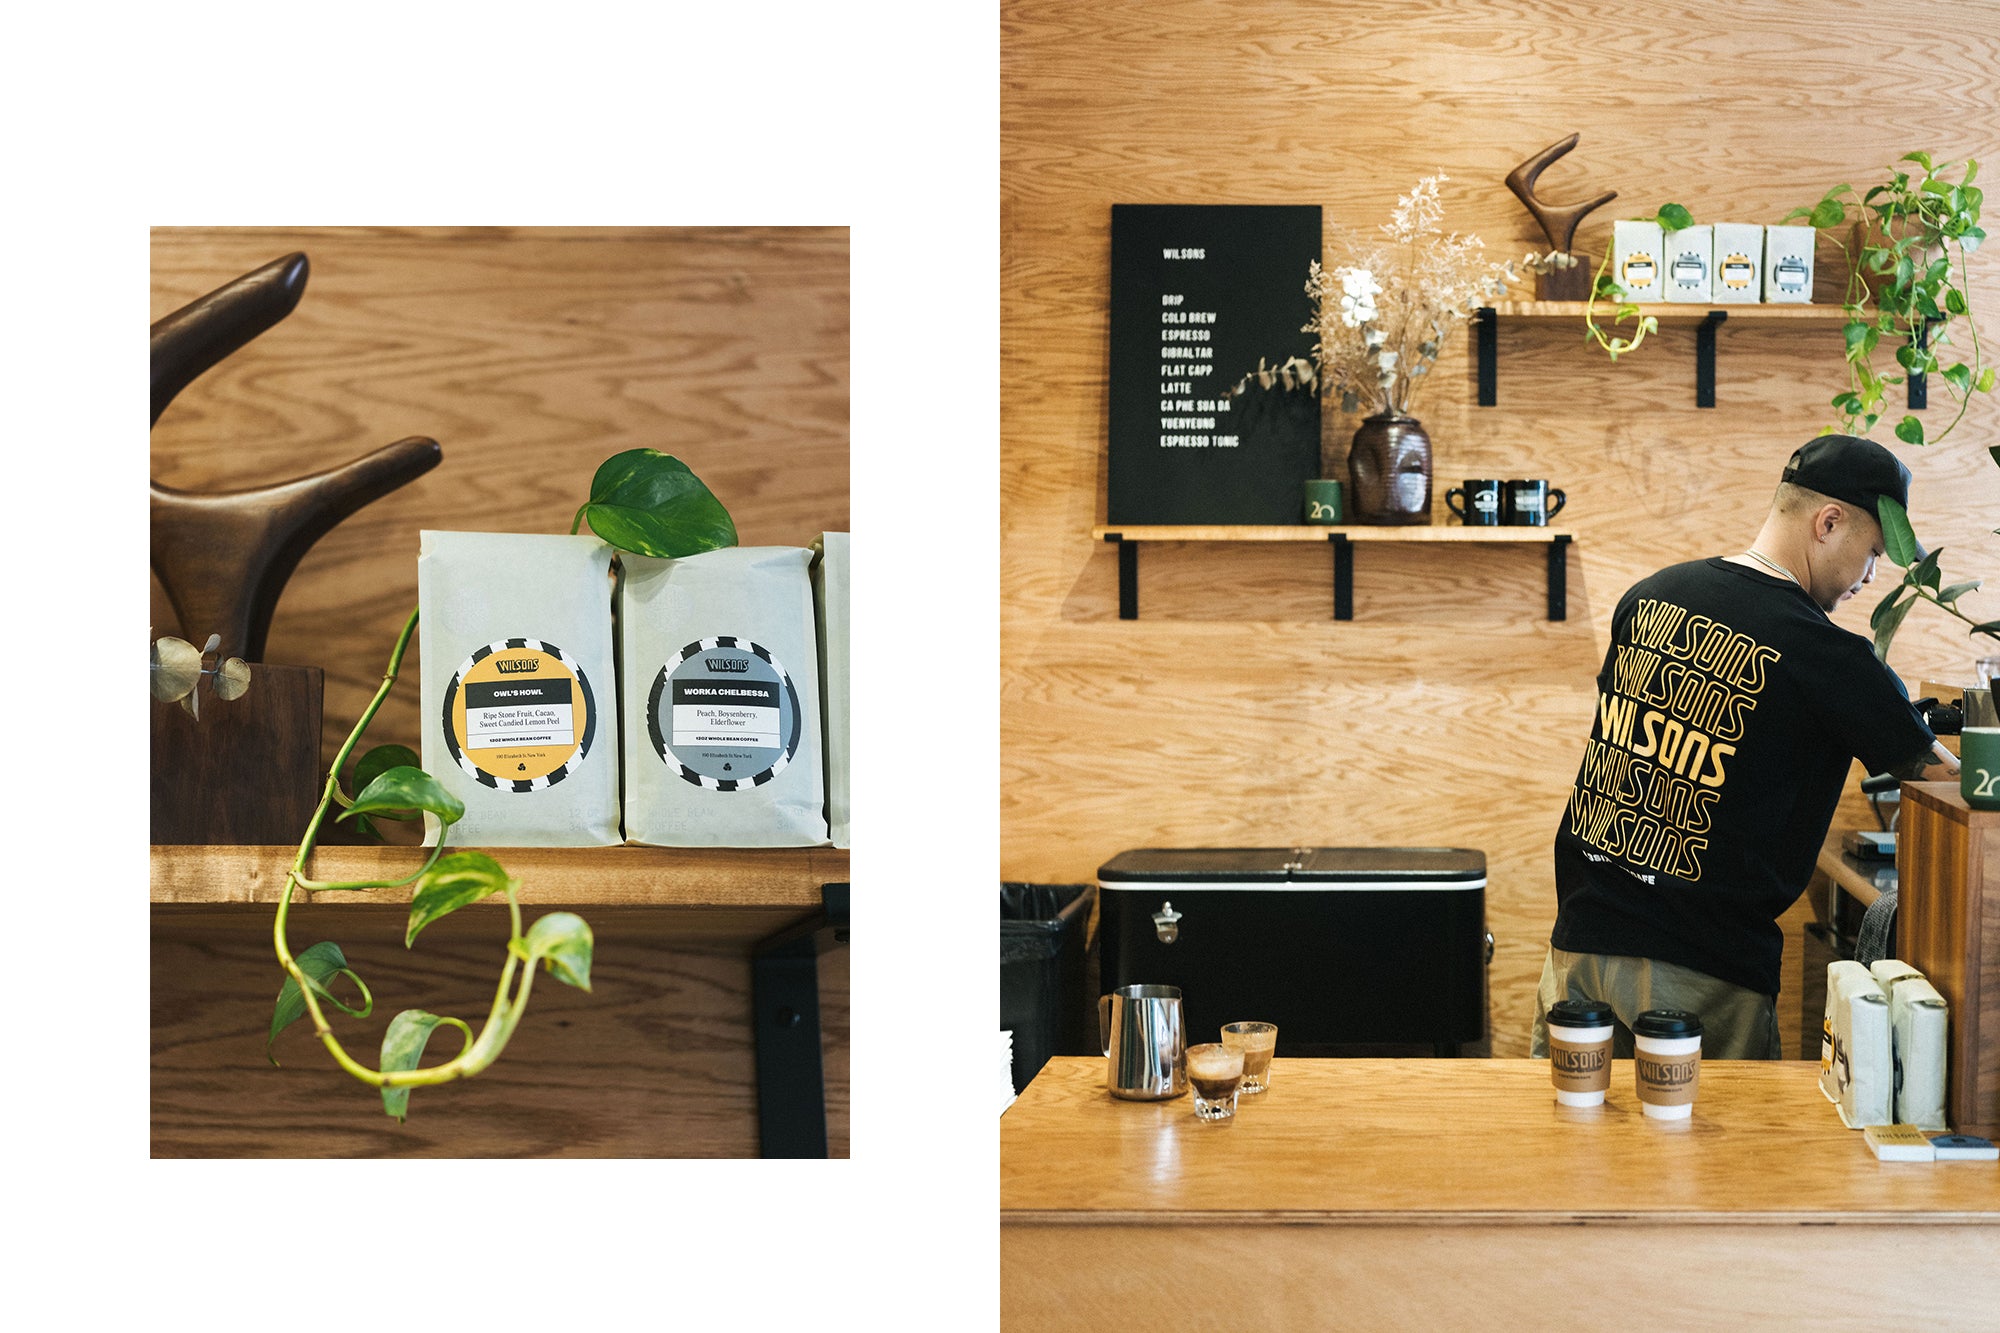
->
[619, 545, 828, 847]
[1664, 225, 1713, 303]
[1821, 961, 1892, 1128]
[1712, 223, 1764, 303]
[418, 531, 620, 846]
[812, 533, 850, 849]
[1762, 224, 1815, 303]
[1872, 963, 1949, 1131]
[1612, 220, 1664, 302]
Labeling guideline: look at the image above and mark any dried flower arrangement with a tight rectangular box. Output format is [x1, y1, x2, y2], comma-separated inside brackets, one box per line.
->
[1238, 176, 1517, 417]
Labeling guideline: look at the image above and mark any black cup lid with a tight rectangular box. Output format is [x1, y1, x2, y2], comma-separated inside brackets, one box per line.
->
[1547, 999, 1616, 1028]
[1633, 1009, 1703, 1038]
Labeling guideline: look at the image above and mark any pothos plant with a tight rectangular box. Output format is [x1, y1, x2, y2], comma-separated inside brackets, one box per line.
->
[266, 448, 736, 1120]
[1784, 154, 1994, 659]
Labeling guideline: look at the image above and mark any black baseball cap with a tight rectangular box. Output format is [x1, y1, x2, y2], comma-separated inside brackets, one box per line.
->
[1781, 434, 1925, 559]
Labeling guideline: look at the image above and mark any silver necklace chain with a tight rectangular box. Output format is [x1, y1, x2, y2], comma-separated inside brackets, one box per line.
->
[1742, 548, 1800, 586]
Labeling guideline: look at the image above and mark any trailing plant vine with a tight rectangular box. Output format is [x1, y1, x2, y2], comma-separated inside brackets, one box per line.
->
[1784, 153, 1990, 449]
[266, 448, 737, 1119]
[1583, 203, 1692, 360]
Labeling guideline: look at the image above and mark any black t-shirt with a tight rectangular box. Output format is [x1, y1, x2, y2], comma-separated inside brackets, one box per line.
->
[1551, 558, 1934, 996]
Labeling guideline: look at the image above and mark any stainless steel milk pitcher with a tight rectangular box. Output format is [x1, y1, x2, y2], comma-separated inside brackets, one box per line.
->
[1100, 983, 1187, 1099]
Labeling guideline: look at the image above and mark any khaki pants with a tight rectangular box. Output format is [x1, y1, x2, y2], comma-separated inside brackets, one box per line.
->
[1530, 946, 1783, 1060]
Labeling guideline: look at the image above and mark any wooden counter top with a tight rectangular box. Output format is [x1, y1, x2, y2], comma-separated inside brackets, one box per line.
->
[1002, 1057, 2000, 1225]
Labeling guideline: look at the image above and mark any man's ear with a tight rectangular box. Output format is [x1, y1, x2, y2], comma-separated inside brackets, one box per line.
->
[1813, 503, 1845, 541]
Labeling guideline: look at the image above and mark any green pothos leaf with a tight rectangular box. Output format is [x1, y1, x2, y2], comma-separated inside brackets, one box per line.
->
[268, 942, 373, 1064]
[353, 745, 423, 820]
[572, 449, 738, 558]
[406, 851, 517, 948]
[379, 1009, 474, 1122]
[518, 912, 595, 991]
[340, 765, 465, 826]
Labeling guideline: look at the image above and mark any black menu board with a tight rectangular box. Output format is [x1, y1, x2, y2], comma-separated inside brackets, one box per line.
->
[1107, 204, 1322, 525]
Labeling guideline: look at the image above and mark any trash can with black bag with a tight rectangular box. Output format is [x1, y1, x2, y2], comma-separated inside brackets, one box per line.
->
[1001, 883, 1096, 1095]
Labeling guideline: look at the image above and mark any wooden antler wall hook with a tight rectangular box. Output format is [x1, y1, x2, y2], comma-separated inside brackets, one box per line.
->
[150, 253, 441, 662]
[1505, 134, 1618, 299]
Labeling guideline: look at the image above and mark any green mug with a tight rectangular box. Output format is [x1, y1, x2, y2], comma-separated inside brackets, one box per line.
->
[1962, 727, 2000, 810]
[1303, 479, 1344, 525]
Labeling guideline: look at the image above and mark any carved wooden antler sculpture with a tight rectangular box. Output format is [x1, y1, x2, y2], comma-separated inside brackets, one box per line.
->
[1505, 134, 1617, 299]
[150, 253, 441, 661]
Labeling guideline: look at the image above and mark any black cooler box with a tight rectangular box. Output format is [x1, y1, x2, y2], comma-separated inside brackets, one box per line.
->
[1098, 847, 1488, 1054]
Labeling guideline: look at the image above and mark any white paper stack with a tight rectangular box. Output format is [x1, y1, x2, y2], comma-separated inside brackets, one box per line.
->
[1822, 961, 1893, 1128]
[1664, 225, 1713, 302]
[1612, 220, 1665, 302]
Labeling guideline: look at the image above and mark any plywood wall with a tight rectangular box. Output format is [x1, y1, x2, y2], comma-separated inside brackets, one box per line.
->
[150, 226, 849, 772]
[1002, 0, 2000, 1053]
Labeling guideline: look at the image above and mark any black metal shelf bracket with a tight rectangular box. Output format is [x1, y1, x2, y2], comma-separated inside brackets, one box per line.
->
[1908, 316, 1941, 409]
[1475, 307, 1498, 406]
[1105, 531, 1137, 619]
[1696, 310, 1727, 408]
[1548, 534, 1572, 620]
[1330, 533, 1354, 620]
[753, 881, 849, 1158]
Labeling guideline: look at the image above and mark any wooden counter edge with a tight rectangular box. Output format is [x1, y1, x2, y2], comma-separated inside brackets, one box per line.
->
[1002, 1207, 2000, 1227]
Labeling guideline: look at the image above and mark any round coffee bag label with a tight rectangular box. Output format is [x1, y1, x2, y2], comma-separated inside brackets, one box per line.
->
[647, 637, 801, 790]
[443, 639, 596, 791]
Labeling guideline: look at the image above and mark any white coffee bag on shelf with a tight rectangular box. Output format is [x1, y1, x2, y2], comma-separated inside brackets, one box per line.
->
[619, 545, 828, 847]
[1820, 961, 1892, 1128]
[812, 533, 850, 849]
[417, 531, 620, 846]
[1664, 225, 1714, 303]
[1762, 224, 1815, 303]
[1612, 220, 1664, 302]
[1712, 223, 1764, 303]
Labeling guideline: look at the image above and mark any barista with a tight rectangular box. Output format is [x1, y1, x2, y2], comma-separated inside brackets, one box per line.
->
[1533, 435, 1958, 1060]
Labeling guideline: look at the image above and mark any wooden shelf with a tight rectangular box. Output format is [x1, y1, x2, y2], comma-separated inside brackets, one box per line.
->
[1092, 525, 1574, 620]
[151, 843, 845, 911]
[1487, 300, 1849, 321]
[150, 843, 850, 1157]
[1473, 301, 1865, 410]
[1090, 524, 1572, 543]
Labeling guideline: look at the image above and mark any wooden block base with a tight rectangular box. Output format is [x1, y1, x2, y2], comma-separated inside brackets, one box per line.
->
[151, 664, 323, 845]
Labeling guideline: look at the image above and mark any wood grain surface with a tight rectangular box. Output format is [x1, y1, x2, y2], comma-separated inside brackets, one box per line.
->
[152, 906, 847, 1158]
[1003, 1224, 2000, 1330]
[149, 228, 849, 1158]
[1898, 783, 2000, 1137]
[1001, 1057, 2000, 1219]
[151, 843, 846, 914]
[1002, 0, 2000, 1056]
[150, 227, 849, 776]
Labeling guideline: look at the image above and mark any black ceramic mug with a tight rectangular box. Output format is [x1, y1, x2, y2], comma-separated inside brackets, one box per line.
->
[1445, 479, 1504, 526]
[1504, 479, 1567, 526]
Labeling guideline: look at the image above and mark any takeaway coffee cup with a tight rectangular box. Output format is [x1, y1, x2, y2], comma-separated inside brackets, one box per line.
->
[1504, 479, 1567, 526]
[1445, 479, 1503, 526]
[1545, 998, 1616, 1107]
[1962, 727, 2000, 810]
[1633, 1009, 1703, 1119]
